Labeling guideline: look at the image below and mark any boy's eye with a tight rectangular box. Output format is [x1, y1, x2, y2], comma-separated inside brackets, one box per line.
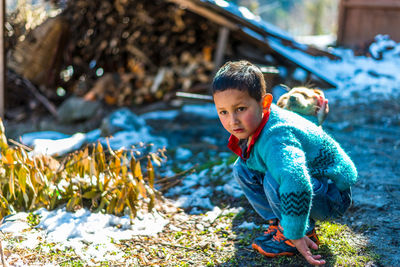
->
[219, 110, 228, 115]
[237, 107, 246, 112]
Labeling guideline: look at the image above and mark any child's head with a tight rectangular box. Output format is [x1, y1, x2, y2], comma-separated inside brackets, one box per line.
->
[211, 60, 266, 101]
[212, 60, 272, 140]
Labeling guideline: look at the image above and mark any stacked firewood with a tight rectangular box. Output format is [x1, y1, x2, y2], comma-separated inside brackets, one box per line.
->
[58, 0, 218, 105]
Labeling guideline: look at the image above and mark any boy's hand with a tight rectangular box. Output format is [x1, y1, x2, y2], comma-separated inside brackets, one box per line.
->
[291, 236, 326, 266]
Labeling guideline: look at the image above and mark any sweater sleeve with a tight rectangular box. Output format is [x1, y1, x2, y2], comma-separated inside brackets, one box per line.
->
[323, 141, 358, 191]
[263, 129, 313, 240]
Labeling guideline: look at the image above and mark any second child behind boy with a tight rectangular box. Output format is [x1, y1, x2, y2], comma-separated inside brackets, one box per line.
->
[212, 60, 357, 265]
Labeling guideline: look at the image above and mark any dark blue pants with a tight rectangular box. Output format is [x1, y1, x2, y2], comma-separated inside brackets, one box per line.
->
[233, 159, 352, 230]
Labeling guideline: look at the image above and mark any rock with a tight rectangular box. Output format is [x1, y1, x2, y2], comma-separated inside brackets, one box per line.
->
[100, 108, 146, 136]
[5, 120, 39, 140]
[38, 116, 102, 135]
[57, 97, 101, 123]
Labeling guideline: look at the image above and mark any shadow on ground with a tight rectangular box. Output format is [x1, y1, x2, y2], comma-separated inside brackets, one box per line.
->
[215, 199, 336, 267]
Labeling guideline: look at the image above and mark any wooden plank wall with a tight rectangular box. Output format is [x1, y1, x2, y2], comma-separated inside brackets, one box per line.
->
[337, 0, 400, 48]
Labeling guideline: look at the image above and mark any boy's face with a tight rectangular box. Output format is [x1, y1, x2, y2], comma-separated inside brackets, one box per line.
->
[214, 89, 264, 140]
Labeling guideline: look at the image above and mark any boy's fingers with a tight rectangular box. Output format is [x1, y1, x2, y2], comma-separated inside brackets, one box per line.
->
[293, 237, 325, 265]
[311, 259, 326, 266]
[311, 241, 318, 250]
[305, 236, 318, 250]
[302, 249, 325, 266]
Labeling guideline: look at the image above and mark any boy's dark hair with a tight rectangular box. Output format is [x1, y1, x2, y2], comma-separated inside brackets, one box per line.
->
[211, 60, 266, 101]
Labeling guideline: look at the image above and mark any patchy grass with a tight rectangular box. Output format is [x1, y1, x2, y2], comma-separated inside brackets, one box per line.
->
[315, 221, 379, 266]
[26, 212, 41, 227]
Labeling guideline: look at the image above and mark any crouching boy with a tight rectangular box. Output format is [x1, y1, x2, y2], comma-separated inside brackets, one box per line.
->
[212, 60, 357, 265]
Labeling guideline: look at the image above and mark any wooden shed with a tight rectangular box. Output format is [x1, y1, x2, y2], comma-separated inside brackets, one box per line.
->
[337, 0, 400, 48]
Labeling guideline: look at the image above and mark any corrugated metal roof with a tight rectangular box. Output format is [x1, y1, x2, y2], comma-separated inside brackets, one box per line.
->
[170, 0, 340, 87]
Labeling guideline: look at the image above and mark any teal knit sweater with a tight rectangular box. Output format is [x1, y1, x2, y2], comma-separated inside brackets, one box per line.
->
[244, 104, 358, 239]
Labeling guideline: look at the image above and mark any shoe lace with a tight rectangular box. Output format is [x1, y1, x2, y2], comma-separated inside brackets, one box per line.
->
[265, 224, 277, 234]
[272, 229, 287, 242]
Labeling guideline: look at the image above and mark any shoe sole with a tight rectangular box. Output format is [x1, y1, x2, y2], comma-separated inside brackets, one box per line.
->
[252, 243, 295, 257]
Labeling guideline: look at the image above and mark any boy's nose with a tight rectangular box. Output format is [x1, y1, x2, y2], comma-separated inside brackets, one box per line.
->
[230, 114, 239, 126]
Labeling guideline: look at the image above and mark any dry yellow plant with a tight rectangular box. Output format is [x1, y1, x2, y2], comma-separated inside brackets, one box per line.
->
[0, 118, 165, 220]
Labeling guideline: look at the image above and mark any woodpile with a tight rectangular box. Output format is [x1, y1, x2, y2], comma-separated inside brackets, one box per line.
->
[8, 16, 68, 87]
[6, 0, 342, 113]
[8, 0, 220, 106]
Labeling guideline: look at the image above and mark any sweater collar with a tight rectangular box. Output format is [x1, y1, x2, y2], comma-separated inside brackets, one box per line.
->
[227, 108, 271, 160]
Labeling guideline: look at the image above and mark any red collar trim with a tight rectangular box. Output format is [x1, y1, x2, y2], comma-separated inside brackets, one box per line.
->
[227, 108, 270, 160]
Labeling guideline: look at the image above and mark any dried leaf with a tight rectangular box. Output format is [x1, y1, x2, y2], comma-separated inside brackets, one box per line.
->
[82, 190, 99, 199]
[150, 153, 162, 166]
[35, 156, 44, 171]
[82, 147, 90, 175]
[115, 187, 127, 215]
[22, 192, 30, 208]
[34, 170, 46, 186]
[147, 157, 155, 188]
[95, 197, 108, 213]
[9, 166, 15, 199]
[19, 147, 29, 162]
[134, 160, 143, 181]
[29, 170, 38, 195]
[66, 195, 80, 212]
[77, 150, 85, 178]
[50, 190, 58, 210]
[0, 194, 9, 219]
[0, 118, 8, 151]
[113, 156, 121, 177]
[106, 138, 116, 157]
[148, 190, 155, 212]
[106, 197, 117, 214]
[25, 169, 36, 195]
[17, 165, 29, 194]
[130, 152, 136, 170]
[96, 142, 106, 173]
[137, 180, 147, 199]
[103, 174, 111, 190]
[5, 149, 14, 165]
[127, 186, 138, 218]
[121, 153, 128, 180]
[89, 156, 95, 179]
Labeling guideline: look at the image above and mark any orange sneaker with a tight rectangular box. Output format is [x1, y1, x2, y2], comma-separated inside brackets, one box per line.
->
[252, 224, 319, 257]
[252, 219, 279, 244]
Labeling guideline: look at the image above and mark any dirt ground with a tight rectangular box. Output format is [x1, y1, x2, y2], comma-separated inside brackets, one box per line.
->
[324, 98, 400, 266]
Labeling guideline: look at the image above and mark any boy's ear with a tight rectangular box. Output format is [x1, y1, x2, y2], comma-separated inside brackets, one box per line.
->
[262, 94, 273, 109]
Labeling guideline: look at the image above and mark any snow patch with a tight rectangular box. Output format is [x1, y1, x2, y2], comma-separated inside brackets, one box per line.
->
[237, 221, 260, 230]
[0, 207, 169, 263]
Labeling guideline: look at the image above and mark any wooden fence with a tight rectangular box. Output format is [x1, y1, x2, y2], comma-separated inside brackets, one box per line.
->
[337, 0, 400, 48]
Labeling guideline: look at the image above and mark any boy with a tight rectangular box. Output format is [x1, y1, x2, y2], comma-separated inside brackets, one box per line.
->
[212, 60, 357, 266]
